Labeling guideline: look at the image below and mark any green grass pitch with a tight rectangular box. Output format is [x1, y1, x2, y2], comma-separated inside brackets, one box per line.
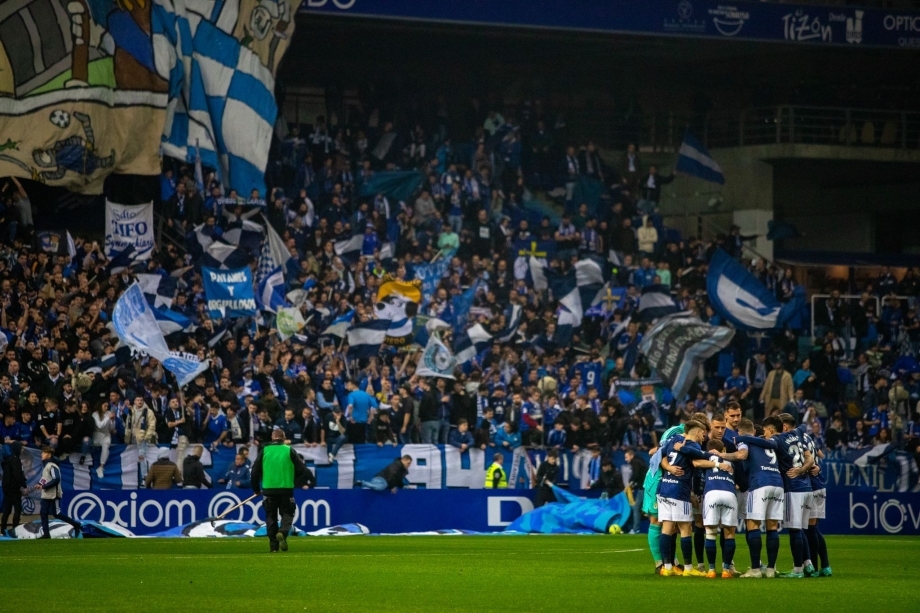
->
[0, 535, 914, 611]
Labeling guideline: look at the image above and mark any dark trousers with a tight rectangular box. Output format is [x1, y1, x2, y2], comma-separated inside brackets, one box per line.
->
[346, 422, 366, 444]
[534, 486, 556, 508]
[263, 493, 295, 548]
[39, 498, 80, 537]
[1, 490, 22, 533]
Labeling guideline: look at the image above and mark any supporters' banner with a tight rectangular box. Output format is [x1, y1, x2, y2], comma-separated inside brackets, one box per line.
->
[276, 306, 305, 341]
[0, 0, 300, 196]
[414, 250, 456, 307]
[707, 248, 805, 330]
[36, 231, 63, 254]
[376, 277, 422, 347]
[203, 267, 257, 319]
[415, 334, 457, 379]
[0, 3, 166, 194]
[105, 201, 154, 262]
[639, 313, 734, 400]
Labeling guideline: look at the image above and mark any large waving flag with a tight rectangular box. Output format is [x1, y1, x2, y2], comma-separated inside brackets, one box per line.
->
[113, 283, 209, 386]
[707, 248, 804, 330]
[676, 131, 725, 185]
[157, 0, 303, 196]
[639, 313, 734, 401]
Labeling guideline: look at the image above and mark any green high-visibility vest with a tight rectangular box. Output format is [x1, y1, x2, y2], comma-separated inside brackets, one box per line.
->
[485, 463, 507, 489]
[260, 444, 294, 490]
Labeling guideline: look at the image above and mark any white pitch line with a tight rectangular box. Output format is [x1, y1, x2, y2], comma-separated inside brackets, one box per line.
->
[0, 547, 647, 562]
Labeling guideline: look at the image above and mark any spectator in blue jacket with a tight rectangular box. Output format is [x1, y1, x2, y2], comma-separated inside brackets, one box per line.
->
[345, 379, 378, 444]
[218, 453, 252, 490]
[449, 419, 474, 452]
[547, 421, 567, 449]
[495, 421, 522, 450]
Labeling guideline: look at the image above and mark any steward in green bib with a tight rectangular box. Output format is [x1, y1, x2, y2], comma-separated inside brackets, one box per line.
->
[484, 453, 507, 489]
[252, 429, 306, 553]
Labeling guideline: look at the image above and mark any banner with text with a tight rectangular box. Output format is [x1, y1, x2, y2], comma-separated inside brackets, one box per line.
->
[105, 201, 154, 261]
[203, 267, 257, 319]
[301, 0, 920, 50]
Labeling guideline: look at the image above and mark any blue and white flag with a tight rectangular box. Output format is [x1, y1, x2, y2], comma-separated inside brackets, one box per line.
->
[555, 305, 579, 347]
[223, 217, 264, 256]
[256, 214, 293, 313]
[156, 0, 302, 197]
[334, 235, 365, 265]
[455, 324, 492, 364]
[323, 310, 355, 338]
[105, 245, 140, 276]
[639, 313, 734, 401]
[706, 248, 804, 330]
[496, 304, 523, 343]
[137, 274, 178, 309]
[153, 307, 195, 336]
[451, 280, 481, 339]
[547, 259, 606, 329]
[194, 140, 206, 194]
[256, 267, 286, 313]
[638, 284, 679, 323]
[203, 267, 257, 319]
[200, 240, 251, 270]
[675, 131, 725, 185]
[113, 283, 209, 386]
[346, 319, 391, 359]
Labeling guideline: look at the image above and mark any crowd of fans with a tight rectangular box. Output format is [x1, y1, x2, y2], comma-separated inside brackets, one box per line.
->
[0, 96, 919, 496]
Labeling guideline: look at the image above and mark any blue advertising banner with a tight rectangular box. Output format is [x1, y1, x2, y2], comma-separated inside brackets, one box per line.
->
[822, 490, 920, 536]
[301, 0, 920, 50]
[35, 485, 920, 536]
[202, 267, 257, 319]
[55, 489, 538, 535]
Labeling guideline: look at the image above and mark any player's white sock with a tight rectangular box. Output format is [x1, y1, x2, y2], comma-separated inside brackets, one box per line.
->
[793, 566, 803, 573]
[664, 563, 673, 570]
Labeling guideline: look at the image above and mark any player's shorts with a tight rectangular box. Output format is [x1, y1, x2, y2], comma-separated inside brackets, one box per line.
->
[657, 496, 693, 523]
[784, 491, 813, 530]
[810, 488, 827, 520]
[746, 486, 785, 522]
[703, 490, 738, 527]
[736, 490, 747, 521]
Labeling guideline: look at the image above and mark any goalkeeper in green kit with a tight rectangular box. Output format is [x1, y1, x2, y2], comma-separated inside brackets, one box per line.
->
[642, 421, 687, 574]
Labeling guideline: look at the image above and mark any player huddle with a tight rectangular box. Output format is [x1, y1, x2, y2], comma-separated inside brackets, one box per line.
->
[642, 401, 832, 578]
